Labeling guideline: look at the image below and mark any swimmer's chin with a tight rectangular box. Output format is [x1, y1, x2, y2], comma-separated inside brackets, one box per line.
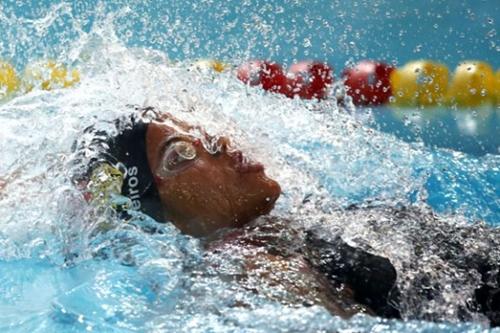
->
[254, 177, 282, 216]
[266, 178, 281, 208]
[170, 181, 280, 238]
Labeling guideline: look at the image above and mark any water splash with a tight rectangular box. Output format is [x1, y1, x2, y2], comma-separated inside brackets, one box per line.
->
[0, 3, 499, 333]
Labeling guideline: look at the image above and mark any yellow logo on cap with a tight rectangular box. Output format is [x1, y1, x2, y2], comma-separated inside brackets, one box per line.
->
[88, 163, 125, 207]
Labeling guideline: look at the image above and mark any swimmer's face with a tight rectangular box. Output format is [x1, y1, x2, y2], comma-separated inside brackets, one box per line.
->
[145, 114, 281, 237]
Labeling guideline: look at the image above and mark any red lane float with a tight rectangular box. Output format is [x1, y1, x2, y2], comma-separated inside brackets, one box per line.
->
[287, 61, 333, 99]
[237, 60, 288, 95]
[237, 60, 333, 100]
[343, 60, 394, 106]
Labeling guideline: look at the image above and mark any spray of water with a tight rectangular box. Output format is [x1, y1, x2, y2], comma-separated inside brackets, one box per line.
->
[0, 3, 499, 333]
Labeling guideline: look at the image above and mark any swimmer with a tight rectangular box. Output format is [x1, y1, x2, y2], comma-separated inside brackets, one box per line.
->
[72, 107, 281, 236]
[71, 107, 500, 326]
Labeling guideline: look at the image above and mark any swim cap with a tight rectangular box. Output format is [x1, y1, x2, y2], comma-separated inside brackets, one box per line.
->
[71, 107, 163, 221]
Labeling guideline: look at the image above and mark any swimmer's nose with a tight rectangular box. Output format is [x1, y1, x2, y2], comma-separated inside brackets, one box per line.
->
[217, 136, 231, 154]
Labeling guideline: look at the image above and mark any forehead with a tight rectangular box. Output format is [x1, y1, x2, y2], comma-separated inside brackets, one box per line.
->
[149, 119, 188, 136]
[147, 119, 213, 147]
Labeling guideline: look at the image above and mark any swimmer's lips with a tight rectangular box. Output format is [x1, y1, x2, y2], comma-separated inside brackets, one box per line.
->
[230, 150, 264, 174]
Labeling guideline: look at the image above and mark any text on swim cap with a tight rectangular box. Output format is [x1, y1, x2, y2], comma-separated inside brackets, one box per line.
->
[127, 166, 142, 211]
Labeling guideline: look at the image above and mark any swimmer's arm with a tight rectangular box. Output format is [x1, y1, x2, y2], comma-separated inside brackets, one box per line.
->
[305, 232, 400, 318]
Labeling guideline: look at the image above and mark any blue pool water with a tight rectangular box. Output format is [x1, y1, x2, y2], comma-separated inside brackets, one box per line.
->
[0, 1, 499, 332]
[367, 107, 499, 156]
[1, 0, 499, 71]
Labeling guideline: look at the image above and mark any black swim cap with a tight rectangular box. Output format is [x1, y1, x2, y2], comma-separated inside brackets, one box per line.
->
[71, 106, 163, 221]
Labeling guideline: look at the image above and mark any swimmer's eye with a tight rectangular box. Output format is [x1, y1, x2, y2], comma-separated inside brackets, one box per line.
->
[160, 141, 198, 174]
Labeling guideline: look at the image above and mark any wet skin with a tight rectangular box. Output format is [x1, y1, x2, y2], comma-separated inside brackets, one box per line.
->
[145, 113, 282, 237]
[142, 113, 358, 315]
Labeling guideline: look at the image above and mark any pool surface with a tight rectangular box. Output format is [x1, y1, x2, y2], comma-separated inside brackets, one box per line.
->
[0, 1, 499, 332]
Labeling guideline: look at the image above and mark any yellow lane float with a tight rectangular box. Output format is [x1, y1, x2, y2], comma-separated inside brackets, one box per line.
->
[23, 60, 80, 92]
[495, 70, 500, 106]
[447, 61, 496, 107]
[390, 60, 449, 107]
[0, 61, 20, 99]
[191, 59, 229, 73]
